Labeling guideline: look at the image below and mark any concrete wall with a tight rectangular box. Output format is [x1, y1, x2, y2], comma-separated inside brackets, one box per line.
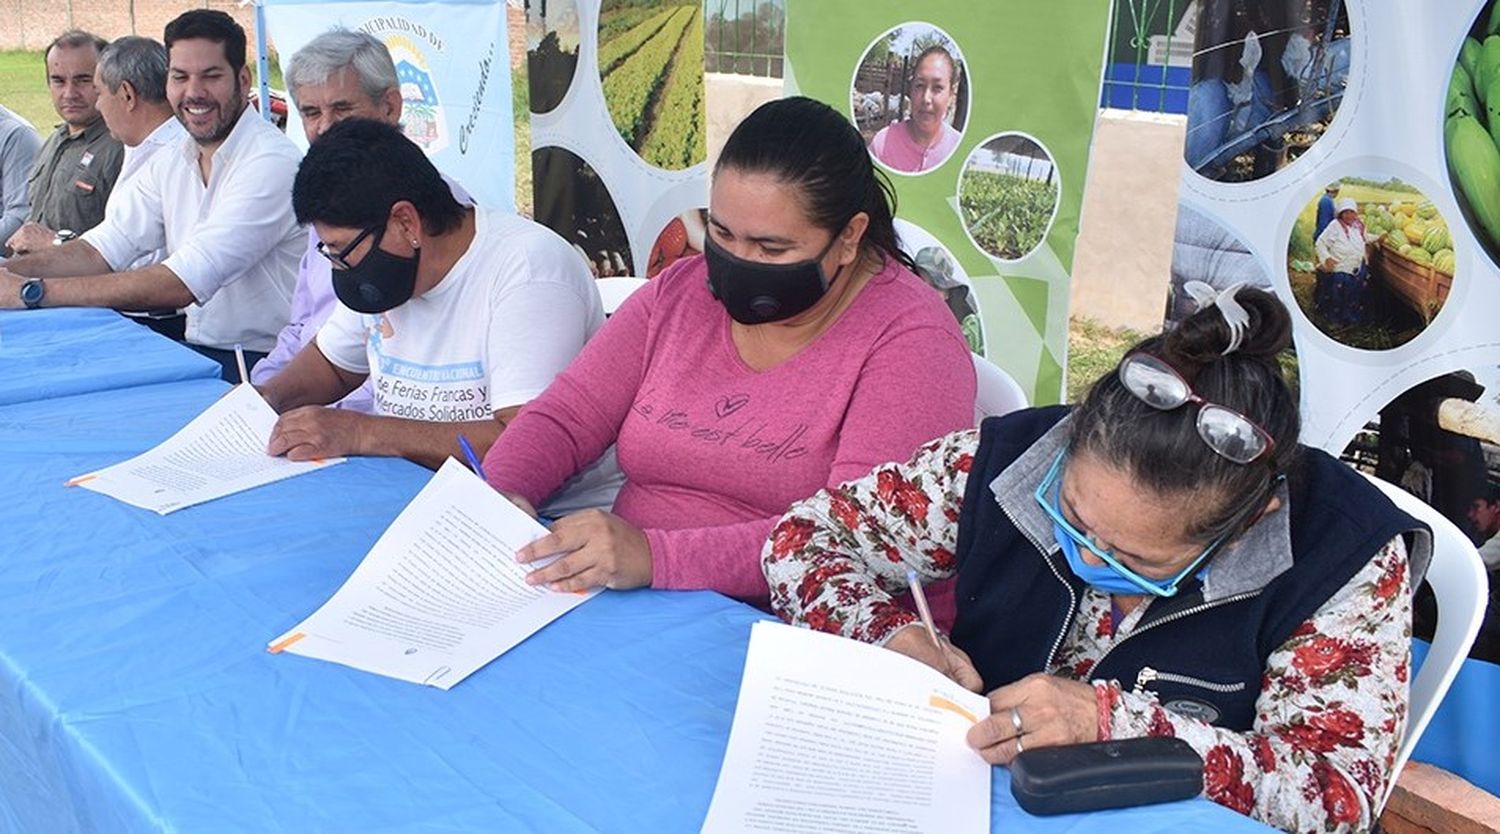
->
[0, 1, 253, 50]
[1070, 109, 1185, 332]
[0, 1, 524, 70]
[704, 72, 781, 170]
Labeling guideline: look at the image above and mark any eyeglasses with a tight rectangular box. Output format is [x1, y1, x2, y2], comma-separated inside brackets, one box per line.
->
[1034, 452, 1222, 597]
[316, 223, 384, 270]
[1117, 352, 1275, 465]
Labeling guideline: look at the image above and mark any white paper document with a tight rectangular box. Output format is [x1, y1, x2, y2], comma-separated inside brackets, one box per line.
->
[268, 459, 597, 689]
[68, 384, 344, 514]
[703, 621, 992, 834]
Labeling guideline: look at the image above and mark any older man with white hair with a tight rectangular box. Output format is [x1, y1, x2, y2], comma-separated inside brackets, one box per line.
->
[90, 35, 187, 314]
[250, 28, 471, 410]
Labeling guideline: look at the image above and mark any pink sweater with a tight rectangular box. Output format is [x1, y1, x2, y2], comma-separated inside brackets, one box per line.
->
[484, 253, 976, 610]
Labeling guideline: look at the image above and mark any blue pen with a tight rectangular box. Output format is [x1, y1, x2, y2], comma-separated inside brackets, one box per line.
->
[456, 434, 486, 480]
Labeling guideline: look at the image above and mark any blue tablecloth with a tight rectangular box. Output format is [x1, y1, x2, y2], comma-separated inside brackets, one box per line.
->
[0, 308, 219, 405]
[1410, 641, 1500, 796]
[0, 379, 1271, 833]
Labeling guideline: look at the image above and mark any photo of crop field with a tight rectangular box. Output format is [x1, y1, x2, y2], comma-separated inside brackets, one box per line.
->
[1285, 176, 1452, 351]
[957, 134, 1060, 262]
[526, 0, 581, 114]
[1444, 0, 1500, 268]
[596, 0, 706, 170]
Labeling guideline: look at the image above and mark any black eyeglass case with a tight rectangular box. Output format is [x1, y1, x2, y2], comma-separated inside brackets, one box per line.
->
[1009, 737, 1205, 816]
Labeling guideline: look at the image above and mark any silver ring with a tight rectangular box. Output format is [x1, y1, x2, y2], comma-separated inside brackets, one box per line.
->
[1015, 734, 1025, 754]
[1010, 706, 1023, 735]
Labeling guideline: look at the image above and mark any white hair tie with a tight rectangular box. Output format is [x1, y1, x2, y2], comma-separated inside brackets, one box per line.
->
[1182, 280, 1250, 355]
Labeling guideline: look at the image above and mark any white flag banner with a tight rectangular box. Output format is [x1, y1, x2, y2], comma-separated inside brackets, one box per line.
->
[261, 0, 516, 211]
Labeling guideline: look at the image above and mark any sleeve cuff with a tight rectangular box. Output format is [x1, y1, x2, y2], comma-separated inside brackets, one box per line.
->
[159, 251, 214, 304]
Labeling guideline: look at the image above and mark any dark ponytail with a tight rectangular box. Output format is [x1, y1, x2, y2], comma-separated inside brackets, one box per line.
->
[714, 96, 916, 272]
[1069, 287, 1301, 543]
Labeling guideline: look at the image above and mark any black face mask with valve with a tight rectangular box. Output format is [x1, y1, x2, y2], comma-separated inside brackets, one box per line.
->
[332, 226, 420, 314]
[703, 232, 844, 325]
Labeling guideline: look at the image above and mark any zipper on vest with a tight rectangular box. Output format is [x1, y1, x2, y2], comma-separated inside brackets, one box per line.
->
[1133, 666, 1249, 695]
[999, 501, 1076, 669]
[1094, 590, 1262, 678]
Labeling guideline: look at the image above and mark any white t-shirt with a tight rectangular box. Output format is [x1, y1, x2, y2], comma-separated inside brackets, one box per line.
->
[317, 207, 604, 421]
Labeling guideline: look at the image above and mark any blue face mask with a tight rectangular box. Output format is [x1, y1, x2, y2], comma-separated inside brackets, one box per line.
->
[1050, 522, 1164, 596]
[1034, 452, 1219, 598]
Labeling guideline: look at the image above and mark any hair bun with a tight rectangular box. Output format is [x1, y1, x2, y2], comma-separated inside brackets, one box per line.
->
[1164, 286, 1292, 368]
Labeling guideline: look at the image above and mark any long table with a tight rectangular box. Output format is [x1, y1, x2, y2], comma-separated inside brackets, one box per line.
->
[0, 308, 221, 405]
[0, 376, 1272, 832]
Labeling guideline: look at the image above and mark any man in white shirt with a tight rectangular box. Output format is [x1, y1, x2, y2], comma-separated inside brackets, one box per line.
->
[259, 117, 603, 471]
[92, 35, 186, 303]
[94, 37, 186, 191]
[1313, 196, 1383, 326]
[0, 10, 301, 380]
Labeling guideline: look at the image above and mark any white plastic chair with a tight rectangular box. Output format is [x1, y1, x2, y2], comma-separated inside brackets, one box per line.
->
[596, 277, 649, 316]
[1359, 472, 1489, 811]
[972, 354, 1029, 423]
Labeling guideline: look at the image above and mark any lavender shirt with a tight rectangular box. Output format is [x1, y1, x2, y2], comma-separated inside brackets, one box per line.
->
[249, 228, 374, 411]
[484, 253, 976, 610]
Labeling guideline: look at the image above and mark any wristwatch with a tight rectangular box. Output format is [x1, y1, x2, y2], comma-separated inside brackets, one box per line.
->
[19, 278, 45, 309]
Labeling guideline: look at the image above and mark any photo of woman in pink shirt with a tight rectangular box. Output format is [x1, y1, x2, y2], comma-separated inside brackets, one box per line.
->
[858, 33, 968, 175]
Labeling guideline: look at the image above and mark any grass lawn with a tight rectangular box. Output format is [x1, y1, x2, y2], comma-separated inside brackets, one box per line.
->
[1066, 316, 1145, 403]
[0, 50, 55, 134]
[1, 48, 284, 136]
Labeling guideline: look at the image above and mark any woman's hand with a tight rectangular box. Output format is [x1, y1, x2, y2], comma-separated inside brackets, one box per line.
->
[967, 673, 1098, 764]
[515, 509, 652, 592]
[885, 624, 984, 693]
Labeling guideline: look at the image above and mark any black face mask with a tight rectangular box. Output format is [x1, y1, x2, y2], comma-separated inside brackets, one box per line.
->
[332, 227, 419, 314]
[704, 232, 844, 325]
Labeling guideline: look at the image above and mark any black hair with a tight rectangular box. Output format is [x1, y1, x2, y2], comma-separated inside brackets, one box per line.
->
[714, 96, 916, 273]
[1069, 287, 1300, 543]
[45, 30, 108, 65]
[913, 45, 959, 88]
[292, 118, 464, 236]
[164, 10, 247, 73]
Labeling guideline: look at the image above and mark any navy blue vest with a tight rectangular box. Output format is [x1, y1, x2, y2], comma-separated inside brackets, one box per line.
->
[951, 407, 1422, 731]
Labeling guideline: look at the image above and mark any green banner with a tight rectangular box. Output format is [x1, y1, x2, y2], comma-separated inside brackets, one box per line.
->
[784, 0, 1110, 404]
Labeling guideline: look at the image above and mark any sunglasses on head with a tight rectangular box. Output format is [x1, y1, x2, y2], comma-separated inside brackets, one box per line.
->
[1117, 352, 1275, 466]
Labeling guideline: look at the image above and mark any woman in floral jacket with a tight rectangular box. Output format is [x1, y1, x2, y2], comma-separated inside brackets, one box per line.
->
[763, 287, 1431, 832]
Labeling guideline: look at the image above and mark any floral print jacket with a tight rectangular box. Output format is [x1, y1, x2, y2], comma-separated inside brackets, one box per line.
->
[763, 428, 1413, 834]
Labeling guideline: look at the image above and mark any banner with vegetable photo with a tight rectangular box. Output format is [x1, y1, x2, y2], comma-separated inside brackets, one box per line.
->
[525, 0, 708, 280]
[784, 0, 1110, 404]
[1170, 0, 1500, 795]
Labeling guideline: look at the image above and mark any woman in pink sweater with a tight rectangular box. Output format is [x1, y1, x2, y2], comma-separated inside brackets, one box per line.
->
[484, 96, 976, 611]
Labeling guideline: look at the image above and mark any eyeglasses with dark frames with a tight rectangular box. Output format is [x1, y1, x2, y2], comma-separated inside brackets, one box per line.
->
[315, 223, 385, 270]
